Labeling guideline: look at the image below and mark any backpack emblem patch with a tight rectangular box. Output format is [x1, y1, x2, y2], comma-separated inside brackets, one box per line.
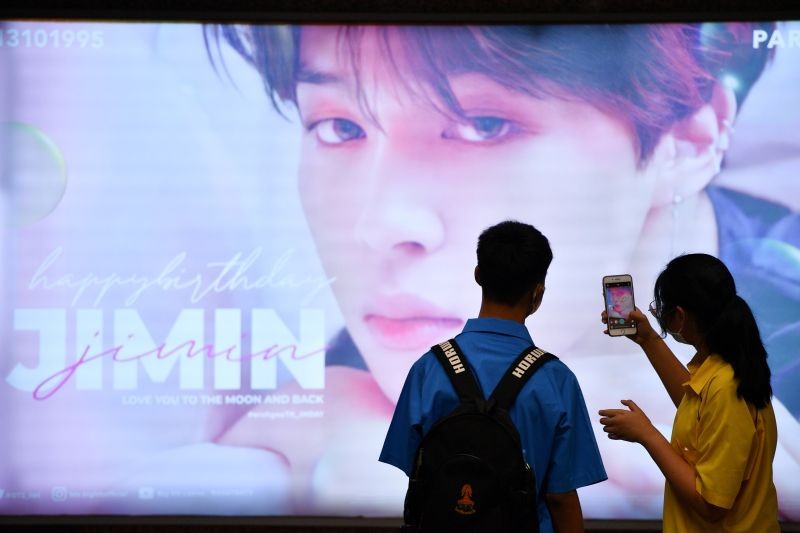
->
[454, 483, 476, 515]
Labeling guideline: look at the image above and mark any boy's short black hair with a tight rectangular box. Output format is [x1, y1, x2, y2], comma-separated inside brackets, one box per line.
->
[476, 220, 552, 307]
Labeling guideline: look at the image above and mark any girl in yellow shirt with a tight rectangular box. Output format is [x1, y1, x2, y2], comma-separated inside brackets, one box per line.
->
[599, 253, 779, 532]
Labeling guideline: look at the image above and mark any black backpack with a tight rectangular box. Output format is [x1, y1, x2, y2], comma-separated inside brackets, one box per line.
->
[402, 338, 557, 533]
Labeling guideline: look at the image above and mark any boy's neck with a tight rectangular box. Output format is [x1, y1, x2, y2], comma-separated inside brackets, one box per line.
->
[477, 300, 528, 324]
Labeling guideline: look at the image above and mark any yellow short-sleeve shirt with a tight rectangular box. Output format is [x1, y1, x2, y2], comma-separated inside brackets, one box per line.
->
[663, 353, 779, 532]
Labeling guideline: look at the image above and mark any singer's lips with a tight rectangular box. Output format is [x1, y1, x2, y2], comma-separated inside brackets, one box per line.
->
[364, 296, 463, 350]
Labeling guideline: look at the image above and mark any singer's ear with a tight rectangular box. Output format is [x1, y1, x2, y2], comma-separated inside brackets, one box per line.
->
[474, 265, 481, 286]
[648, 82, 737, 208]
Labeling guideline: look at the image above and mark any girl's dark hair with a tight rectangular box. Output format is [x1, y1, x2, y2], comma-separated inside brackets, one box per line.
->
[653, 253, 772, 408]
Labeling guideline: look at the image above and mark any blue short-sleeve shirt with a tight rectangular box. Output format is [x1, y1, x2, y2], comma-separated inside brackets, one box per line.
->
[379, 317, 607, 532]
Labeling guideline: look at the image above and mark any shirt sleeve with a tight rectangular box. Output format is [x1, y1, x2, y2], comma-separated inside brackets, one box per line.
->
[543, 366, 608, 493]
[378, 358, 426, 476]
[694, 376, 757, 509]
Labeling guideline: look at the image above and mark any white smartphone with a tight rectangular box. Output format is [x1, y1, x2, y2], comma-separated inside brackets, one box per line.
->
[602, 274, 637, 336]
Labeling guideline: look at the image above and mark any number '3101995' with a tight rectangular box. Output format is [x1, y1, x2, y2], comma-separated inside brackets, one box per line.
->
[0, 28, 104, 49]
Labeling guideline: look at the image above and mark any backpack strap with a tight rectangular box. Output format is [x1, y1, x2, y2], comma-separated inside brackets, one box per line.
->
[431, 338, 484, 402]
[490, 345, 557, 411]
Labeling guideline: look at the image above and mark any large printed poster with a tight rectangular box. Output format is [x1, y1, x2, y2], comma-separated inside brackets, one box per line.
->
[1, 21, 799, 519]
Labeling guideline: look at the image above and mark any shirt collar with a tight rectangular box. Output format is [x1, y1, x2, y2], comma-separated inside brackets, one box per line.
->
[685, 353, 726, 395]
[462, 317, 534, 344]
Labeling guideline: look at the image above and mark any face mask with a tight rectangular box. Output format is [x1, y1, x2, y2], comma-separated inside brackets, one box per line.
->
[671, 331, 689, 344]
[664, 307, 689, 344]
[668, 325, 689, 344]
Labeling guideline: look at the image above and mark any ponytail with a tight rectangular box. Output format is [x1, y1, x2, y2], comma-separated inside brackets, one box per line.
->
[704, 295, 772, 409]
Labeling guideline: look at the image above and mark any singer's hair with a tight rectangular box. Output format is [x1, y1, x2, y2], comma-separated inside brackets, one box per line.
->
[207, 22, 773, 165]
[653, 253, 772, 408]
[476, 221, 552, 307]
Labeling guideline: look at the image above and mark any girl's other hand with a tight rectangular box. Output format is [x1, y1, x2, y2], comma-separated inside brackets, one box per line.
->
[598, 399, 658, 444]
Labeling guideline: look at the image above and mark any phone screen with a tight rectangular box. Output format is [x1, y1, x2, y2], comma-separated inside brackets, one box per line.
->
[605, 281, 635, 330]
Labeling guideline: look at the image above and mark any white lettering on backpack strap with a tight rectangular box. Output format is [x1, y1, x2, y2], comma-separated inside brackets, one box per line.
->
[439, 340, 465, 374]
[511, 348, 546, 378]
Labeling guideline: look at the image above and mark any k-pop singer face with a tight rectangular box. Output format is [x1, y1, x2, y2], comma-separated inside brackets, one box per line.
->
[214, 23, 800, 518]
[219, 23, 775, 400]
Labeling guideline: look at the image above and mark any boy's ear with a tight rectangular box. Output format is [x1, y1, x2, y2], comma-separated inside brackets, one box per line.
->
[649, 82, 737, 208]
[474, 266, 481, 286]
[531, 282, 545, 313]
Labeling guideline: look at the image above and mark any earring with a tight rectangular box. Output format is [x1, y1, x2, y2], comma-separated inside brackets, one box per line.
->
[671, 193, 684, 256]
[721, 118, 736, 135]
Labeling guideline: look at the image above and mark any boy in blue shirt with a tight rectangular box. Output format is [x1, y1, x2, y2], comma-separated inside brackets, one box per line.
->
[380, 220, 607, 532]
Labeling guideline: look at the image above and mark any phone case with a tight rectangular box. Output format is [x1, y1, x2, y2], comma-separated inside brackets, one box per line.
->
[603, 275, 637, 336]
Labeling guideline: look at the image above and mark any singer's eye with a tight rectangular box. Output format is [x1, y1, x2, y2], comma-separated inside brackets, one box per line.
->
[309, 118, 366, 144]
[443, 116, 517, 143]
